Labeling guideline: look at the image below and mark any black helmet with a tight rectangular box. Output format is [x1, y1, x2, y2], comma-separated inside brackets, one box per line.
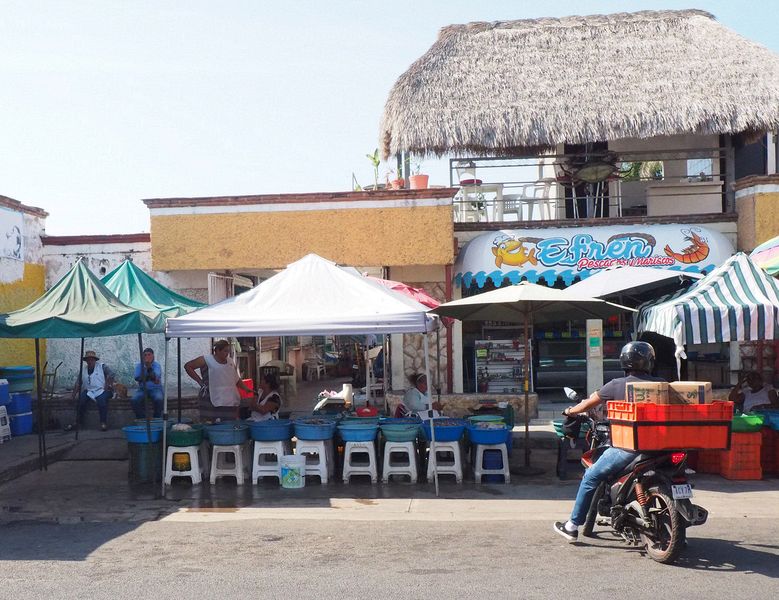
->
[619, 341, 655, 374]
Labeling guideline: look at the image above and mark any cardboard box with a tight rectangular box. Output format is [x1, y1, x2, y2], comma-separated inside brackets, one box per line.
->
[669, 381, 713, 405]
[626, 381, 669, 404]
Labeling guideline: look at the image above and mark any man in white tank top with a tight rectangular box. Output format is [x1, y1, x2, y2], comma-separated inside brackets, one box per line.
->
[729, 371, 777, 413]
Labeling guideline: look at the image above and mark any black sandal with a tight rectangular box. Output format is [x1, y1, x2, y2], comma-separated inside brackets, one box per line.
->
[63, 424, 74, 432]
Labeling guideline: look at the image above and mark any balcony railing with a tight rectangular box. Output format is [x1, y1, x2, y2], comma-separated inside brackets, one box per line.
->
[449, 147, 728, 224]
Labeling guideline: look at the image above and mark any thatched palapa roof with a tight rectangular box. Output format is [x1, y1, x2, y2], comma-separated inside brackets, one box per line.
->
[380, 9, 779, 159]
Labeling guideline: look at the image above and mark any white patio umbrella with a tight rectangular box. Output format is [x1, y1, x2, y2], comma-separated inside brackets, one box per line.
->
[432, 282, 633, 474]
[563, 265, 702, 301]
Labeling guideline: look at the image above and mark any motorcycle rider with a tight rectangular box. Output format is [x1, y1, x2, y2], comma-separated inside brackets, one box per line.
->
[553, 341, 665, 542]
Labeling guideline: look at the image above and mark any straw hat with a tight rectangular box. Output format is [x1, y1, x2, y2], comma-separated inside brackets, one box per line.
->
[82, 350, 99, 361]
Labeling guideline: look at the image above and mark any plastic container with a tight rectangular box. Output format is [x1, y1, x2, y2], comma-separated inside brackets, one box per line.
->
[8, 392, 32, 415]
[249, 419, 293, 441]
[757, 410, 779, 431]
[337, 422, 378, 442]
[9, 412, 33, 436]
[134, 418, 165, 429]
[607, 400, 733, 451]
[206, 423, 249, 445]
[422, 419, 466, 442]
[482, 449, 506, 483]
[238, 378, 254, 399]
[468, 415, 504, 424]
[128, 441, 162, 483]
[467, 424, 510, 445]
[167, 427, 203, 447]
[380, 422, 421, 442]
[122, 425, 163, 443]
[294, 419, 336, 441]
[280, 455, 305, 488]
[732, 413, 765, 433]
[720, 432, 762, 480]
[0, 379, 9, 406]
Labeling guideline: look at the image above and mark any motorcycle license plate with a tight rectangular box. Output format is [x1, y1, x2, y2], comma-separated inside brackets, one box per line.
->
[671, 484, 693, 500]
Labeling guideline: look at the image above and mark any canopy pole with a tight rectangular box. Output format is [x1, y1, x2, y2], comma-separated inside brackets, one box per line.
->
[161, 337, 169, 498]
[513, 310, 543, 476]
[177, 338, 182, 422]
[435, 326, 441, 403]
[75, 337, 84, 441]
[424, 334, 438, 497]
[365, 337, 371, 407]
[35, 338, 47, 470]
[139, 332, 154, 493]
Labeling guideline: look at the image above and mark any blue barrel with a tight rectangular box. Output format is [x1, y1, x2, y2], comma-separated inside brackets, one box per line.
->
[9, 412, 33, 436]
[8, 392, 32, 414]
[0, 379, 9, 406]
[7, 392, 34, 436]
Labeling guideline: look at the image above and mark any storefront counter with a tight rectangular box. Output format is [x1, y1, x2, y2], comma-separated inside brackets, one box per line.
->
[386, 391, 538, 421]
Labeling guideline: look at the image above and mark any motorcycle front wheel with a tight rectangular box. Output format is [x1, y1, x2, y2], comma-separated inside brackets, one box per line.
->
[641, 486, 683, 564]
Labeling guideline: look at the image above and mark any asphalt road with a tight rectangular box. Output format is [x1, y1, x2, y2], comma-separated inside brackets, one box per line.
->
[2, 516, 778, 599]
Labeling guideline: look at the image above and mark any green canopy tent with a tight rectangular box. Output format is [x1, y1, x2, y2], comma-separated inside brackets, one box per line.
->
[0, 259, 165, 469]
[101, 260, 205, 421]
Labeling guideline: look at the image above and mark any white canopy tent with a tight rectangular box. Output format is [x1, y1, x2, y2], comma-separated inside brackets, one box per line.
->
[163, 253, 443, 493]
[166, 254, 437, 337]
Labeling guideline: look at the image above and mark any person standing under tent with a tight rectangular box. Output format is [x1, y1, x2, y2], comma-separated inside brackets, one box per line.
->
[66, 350, 114, 431]
[247, 371, 281, 421]
[184, 339, 256, 422]
[131, 347, 164, 419]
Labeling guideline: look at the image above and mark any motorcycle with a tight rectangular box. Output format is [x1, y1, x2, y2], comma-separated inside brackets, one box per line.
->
[562, 387, 708, 564]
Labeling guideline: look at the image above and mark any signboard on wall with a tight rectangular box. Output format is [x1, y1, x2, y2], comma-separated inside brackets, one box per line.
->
[0, 207, 23, 261]
[455, 224, 734, 288]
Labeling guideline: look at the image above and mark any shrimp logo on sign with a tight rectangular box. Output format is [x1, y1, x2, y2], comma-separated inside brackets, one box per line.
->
[663, 228, 710, 264]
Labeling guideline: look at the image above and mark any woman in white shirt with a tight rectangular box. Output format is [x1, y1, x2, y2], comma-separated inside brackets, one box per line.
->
[185, 340, 256, 422]
[395, 374, 443, 418]
[729, 370, 778, 413]
[248, 372, 281, 421]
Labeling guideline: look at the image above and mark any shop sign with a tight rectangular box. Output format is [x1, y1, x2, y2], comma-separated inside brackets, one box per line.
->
[455, 224, 734, 288]
[0, 207, 23, 261]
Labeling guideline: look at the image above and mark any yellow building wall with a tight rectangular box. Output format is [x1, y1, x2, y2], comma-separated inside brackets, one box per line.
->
[0, 262, 46, 371]
[737, 190, 779, 251]
[150, 205, 454, 271]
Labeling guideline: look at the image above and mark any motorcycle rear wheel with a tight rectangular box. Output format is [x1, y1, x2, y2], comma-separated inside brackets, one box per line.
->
[641, 486, 683, 564]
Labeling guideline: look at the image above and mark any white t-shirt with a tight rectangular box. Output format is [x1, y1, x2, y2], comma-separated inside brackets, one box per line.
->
[403, 387, 428, 412]
[204, 354, 240, 407]
[742, 385, 773, 413]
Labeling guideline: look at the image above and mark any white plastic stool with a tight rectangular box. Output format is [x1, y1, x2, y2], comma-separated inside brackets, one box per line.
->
[382, 441, 417, 483]
[251, 440, 291, 484]
[426, 441, 463, 483]
[295, 440, 329, 484]
[473, 443, 510, 484]
[165, 445, 202, 485]
[0, 406, 11, 443]
[342, 441, 378, 484]
[210, 443, 247, 484]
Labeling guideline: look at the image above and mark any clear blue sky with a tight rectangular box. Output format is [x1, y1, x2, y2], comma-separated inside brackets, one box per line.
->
[2, 1, 777, 235]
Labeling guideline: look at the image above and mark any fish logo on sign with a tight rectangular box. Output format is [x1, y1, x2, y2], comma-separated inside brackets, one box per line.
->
[491, 234, 540, 268]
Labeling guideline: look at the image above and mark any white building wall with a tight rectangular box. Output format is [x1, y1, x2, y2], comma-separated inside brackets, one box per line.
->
[42, 241, 209, 396]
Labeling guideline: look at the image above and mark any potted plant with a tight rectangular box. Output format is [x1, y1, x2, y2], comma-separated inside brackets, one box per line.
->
[387, 168, 405, 190]
[409, 162, 429, 190]
[364, 148, 384, 191]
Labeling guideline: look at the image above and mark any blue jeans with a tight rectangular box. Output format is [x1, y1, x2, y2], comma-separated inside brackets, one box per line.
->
[131, 388, 164, 419]
[78, 390, 113, 426]
[570, 446, 638, 525]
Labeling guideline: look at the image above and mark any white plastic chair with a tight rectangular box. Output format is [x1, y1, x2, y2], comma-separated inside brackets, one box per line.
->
[518, 180, 555, 221]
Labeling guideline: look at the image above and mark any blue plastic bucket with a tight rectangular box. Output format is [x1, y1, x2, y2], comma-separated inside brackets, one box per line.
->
[9, 412, 33, 436]
[122, 425, 163, 443]
[482, 449, 505, 483]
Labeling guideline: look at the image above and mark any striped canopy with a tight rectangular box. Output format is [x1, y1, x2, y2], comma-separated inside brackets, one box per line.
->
[750, 235, 779, 276]
[636, 253, 779, 356]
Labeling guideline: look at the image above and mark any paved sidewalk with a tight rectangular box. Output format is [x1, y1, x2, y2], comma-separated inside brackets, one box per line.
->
[3, 401, 777, 526]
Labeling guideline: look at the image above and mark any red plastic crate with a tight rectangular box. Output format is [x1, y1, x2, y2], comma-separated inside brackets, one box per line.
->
[607, 401, 733, 451]
[696, 449, 722, 474]
[720, 432, 762, 473]
[721, 465, 762, 480]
